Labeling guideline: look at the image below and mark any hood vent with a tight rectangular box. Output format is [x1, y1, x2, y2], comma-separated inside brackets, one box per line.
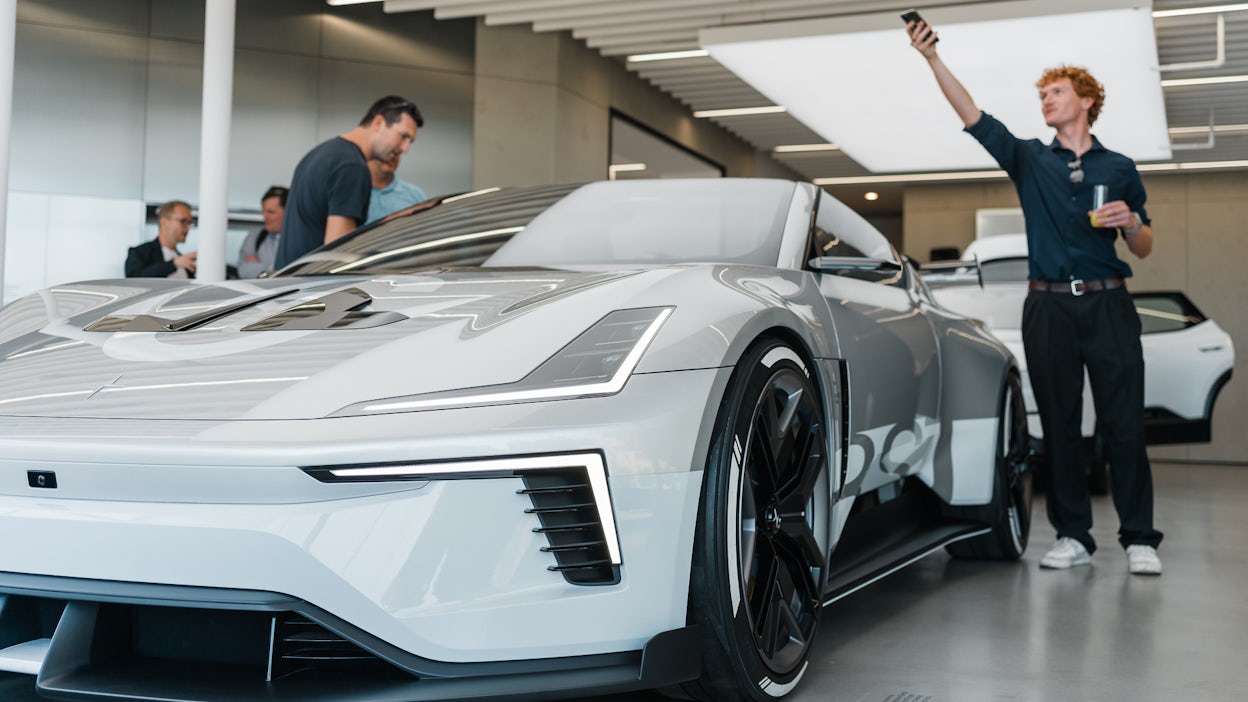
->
[243, 288, 408, 331]
[84, 290, 291, 332]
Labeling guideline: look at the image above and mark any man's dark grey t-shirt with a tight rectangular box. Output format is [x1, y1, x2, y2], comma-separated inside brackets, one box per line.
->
[275, 137, 370, 268]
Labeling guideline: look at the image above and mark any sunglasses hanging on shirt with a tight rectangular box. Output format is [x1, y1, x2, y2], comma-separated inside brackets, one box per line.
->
[1067, 158, 1084, 184]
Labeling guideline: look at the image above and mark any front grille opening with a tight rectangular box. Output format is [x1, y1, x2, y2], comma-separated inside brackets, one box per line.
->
[0, 595, 64, 647]
[520, 469, 620, 586]
[32, 602, 414, 694]
[269, 614, 395, 680]
[129, 605, 270, 668]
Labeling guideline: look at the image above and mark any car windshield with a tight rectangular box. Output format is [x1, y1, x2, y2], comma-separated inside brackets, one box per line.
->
[486, 179, 795, 268]
[278, 179, 796, 276]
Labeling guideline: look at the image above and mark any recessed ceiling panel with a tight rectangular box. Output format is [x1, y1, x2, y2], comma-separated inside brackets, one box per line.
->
[703, 0, 1171, 173]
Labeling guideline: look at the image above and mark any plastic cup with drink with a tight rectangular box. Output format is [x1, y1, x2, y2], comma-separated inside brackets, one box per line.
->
[1090, 184, 1108, 228]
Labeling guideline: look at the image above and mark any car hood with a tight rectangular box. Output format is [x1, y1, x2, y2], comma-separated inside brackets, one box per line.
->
[0, 269, 680, 420]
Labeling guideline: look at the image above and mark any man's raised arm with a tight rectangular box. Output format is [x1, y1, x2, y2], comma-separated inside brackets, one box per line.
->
[906, 19, 981, 128]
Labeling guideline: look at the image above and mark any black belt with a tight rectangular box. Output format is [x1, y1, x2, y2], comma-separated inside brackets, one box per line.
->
[1028, 276, 1125, 296]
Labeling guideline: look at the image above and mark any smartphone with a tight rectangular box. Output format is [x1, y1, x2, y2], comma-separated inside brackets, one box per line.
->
[901, 9, 938, 42]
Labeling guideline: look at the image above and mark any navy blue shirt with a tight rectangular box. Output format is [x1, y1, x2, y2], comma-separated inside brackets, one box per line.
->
[276, 137, 371, 268]
[965, 112, 1150, 282]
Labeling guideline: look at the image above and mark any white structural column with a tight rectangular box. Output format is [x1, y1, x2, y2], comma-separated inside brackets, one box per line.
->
[0, 0, 16, 300]
[196, 0, 236, 283]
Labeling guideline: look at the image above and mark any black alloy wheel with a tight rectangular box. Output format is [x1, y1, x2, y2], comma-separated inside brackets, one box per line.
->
[679, 338, 830, 702]
[948, 371, 1032, 560]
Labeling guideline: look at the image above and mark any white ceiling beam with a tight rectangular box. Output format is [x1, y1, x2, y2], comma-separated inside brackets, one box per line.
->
[663, 77, 759, 89]
[533, 3, 747, 32]
[574, 19, 708, 41]
[632, 63, 726, 76]
[585, 31, 702, 49]
[599, 42, 701, 57]
[565, 0, 896, 41]
[486, 0, 726, 26]
[648, 78, 756, 91]
[384, 0, 479, 11]
[436, 0, 615, 20]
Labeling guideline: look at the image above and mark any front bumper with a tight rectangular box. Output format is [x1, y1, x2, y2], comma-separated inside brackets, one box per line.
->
[0, 370, 725, 683]
[0, 575, 701, 701]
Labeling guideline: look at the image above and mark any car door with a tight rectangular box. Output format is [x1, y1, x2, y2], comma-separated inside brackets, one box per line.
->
[807, 193, 940, 498]
[1134, 291, 1235, 444]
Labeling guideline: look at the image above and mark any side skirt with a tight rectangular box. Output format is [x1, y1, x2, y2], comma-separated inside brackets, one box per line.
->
[822, 483, 987, 605]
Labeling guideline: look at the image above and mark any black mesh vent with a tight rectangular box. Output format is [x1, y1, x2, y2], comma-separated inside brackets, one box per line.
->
[520, 470, 620, 585]
[269, 614, 393, 681]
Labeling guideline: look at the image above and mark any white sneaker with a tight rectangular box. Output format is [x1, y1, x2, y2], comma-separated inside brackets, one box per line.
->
[1126, 545, 1162, 575]
[1039, 537, 1092, 569]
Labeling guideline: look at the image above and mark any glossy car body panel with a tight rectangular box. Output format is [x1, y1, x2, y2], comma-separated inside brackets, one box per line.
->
[0, 179, 1018, 700]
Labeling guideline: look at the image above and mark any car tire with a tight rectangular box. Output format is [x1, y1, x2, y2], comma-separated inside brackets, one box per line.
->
[678, 338, 830, 702]
[946, 371, 1032, 560]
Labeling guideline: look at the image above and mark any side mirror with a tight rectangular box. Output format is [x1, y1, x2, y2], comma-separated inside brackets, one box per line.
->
[808, 256, 903, 282]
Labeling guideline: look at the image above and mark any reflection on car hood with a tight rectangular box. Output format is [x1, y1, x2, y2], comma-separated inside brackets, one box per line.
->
[0, 270, 651, 420]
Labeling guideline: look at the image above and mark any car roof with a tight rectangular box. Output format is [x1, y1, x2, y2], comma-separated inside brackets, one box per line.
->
[963, 233, 1028, 262]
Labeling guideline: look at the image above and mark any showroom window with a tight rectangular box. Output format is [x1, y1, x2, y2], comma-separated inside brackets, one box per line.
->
[608, 112, 724, 180]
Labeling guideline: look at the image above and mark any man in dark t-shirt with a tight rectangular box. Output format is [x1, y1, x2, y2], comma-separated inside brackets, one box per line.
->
[276, 96, 424, 268]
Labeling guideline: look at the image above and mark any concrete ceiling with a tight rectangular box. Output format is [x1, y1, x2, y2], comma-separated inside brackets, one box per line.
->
[382, 0, 1248, 185]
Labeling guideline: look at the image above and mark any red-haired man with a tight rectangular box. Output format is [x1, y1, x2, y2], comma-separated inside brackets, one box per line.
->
[907, 18, 1162, 575]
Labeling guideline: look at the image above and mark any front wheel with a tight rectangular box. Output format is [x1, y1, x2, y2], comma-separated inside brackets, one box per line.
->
[679, 339, 831, 702]
[947, 371, 1032, 560]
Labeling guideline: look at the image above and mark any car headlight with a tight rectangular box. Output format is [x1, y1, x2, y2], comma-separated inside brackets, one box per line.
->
[332, 306, 674, 416]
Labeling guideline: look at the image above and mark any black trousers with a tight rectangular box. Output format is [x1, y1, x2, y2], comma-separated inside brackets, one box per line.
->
[1022, 286, 1163, 554]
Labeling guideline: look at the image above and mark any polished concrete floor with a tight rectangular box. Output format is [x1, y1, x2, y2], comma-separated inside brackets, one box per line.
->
[2, 461, 1245, 702]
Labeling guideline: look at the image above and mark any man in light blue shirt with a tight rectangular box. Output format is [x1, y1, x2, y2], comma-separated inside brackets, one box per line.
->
[367, 153, 427, 224]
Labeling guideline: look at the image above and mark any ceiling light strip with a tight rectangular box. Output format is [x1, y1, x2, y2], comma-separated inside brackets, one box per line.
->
[627, 49, 710, 62]
[1169, 124, 1248, 134]
[774, 144, 840, 153]
[1152, 3, 1248, 17]
[1137, 159, 1248, 171]
[1161, 74, 1248, 87]
[814, 170, 1007, 185]
[692, 105, 787, 118]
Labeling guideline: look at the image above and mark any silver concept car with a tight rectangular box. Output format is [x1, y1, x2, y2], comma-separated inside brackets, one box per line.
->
[0, 179, 1029, 702]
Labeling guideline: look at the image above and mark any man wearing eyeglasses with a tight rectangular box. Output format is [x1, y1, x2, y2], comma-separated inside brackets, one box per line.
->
[275, 95, 423, 269]
[125, 200, 198, 278]
[907, 19, 1162, 576]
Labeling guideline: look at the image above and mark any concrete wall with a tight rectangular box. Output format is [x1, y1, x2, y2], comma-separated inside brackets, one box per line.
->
[472, 22, 788, 188]
[903, 170, 1248, 464]
[6, 0, 475, 300]
[14, 0, 475, 204]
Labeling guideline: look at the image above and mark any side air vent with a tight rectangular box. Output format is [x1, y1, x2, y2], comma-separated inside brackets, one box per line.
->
[520, 469, 621, 586]
[268, 614, 391, 681]
[303, 452, 623, 586]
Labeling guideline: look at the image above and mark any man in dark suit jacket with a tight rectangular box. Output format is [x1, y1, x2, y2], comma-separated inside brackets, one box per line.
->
[126, 200, 197, 278]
